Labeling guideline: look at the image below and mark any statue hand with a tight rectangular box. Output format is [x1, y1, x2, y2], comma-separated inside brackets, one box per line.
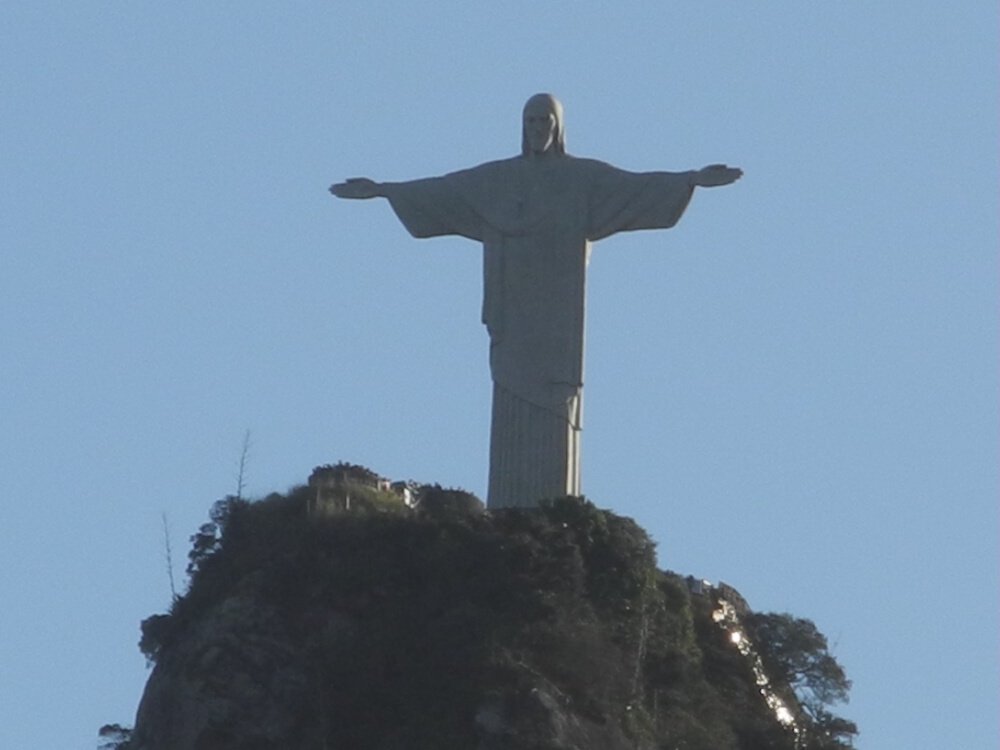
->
[693, 164, 743, 188]
[329, 177, 383, 199]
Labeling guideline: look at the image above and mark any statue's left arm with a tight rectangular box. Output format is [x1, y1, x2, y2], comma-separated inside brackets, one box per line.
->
[691, 164, 743, 187]
[585, 161, 741, 241]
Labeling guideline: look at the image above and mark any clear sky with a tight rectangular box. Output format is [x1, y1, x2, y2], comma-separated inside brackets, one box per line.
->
[1, 3, 996, 748]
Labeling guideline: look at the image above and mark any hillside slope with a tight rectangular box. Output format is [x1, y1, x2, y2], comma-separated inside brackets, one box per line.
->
[106, 479, 853, 749]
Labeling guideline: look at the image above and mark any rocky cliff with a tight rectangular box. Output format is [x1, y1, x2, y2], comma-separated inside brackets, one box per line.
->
[106, 481, 848, 750]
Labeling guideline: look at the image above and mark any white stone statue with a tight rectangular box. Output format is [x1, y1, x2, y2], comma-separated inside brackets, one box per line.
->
[330, 93, 741, 509]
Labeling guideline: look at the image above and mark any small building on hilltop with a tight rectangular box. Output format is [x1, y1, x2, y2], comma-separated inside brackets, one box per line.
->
[307, 462, 417, 516]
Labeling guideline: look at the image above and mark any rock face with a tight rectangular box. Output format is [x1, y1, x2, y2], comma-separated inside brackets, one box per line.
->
[124, 488, 799, 750]
[131, 595, 319, 748]
[135, 610, 638, 750]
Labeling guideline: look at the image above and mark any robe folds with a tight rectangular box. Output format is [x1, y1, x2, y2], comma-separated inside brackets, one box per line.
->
[383, 155, 694, 508]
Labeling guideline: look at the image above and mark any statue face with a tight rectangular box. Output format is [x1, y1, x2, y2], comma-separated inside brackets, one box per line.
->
[523, 106, 558, 154]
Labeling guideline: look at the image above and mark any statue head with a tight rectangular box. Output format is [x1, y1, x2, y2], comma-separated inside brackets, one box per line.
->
[521, 93, 565, 157]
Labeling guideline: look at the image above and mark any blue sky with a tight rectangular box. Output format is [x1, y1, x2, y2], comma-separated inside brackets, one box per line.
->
[1, 4, 996, 748]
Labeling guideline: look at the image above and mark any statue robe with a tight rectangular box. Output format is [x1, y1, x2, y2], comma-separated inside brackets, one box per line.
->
[383, 155, 694, 508]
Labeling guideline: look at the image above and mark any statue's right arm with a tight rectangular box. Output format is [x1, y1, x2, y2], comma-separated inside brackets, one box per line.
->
[328, 177, 386, 200]
[331, 170, 485, 241]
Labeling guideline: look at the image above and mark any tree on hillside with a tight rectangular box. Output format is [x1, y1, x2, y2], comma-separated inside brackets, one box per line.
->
[746, 612, 857, 749]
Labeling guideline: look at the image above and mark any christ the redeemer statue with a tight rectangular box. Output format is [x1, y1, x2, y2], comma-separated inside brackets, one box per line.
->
[331, 93, 741, 509]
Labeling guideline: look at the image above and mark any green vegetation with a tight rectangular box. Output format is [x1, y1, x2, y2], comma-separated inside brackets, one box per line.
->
[746, 612, 858, 749]
[118, 483, 855, 749]
[97, 724, 132, 750]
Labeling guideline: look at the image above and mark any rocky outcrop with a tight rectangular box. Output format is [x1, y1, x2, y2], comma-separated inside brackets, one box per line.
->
[131, 594, 317, 748]
[132, 595, 647, 749]
[121, 487, 807, 750]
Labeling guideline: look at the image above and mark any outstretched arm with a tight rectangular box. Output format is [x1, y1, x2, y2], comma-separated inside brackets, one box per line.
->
[329, 171, 486, 241]
[690, 164, 743, 187]
[329, 177, 385, 199]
